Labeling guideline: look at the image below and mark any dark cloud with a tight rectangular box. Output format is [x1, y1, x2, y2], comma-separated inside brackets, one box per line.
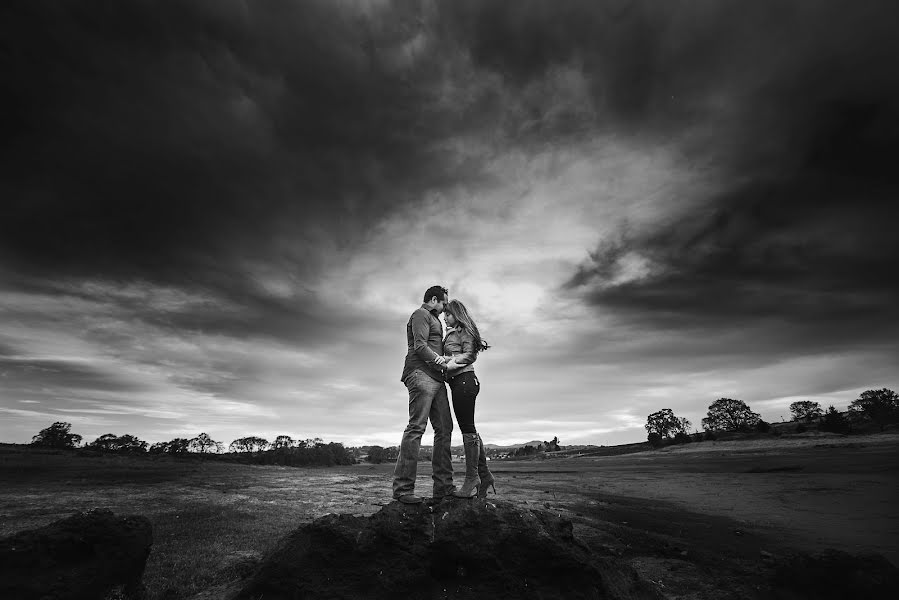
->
[0, 0, 495, 290]
[442, 0, 899, 134]
[439, 0, 767, 132]
[566, 172, 899, 354]
[0, 356, 147, 394]
[4, 0, 896, 286]
[540, 0, 899, 353]
[442, 0, 668, 121]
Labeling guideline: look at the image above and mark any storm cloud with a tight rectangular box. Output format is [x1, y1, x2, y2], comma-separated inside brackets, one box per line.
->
[2, 1, 494, 283]
[1, 0, 897, 446]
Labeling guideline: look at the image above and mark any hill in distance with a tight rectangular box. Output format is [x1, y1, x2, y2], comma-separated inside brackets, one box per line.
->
[484, 440, 551, 450]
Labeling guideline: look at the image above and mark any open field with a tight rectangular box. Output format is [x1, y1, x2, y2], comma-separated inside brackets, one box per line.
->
[2, 431, 898, 599]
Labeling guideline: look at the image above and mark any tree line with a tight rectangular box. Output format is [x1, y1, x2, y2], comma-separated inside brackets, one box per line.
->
[27, 423, 527, 465]
[644, 388, 898, 447]
[26, 388, 896, 460]
[29, 424, 355, 466]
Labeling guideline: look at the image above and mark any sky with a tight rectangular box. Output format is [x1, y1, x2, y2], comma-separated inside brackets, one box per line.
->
[2, 0, 898, 449]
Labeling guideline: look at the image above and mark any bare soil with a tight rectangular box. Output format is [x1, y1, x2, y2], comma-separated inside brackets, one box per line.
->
[1, 431, 897, 599]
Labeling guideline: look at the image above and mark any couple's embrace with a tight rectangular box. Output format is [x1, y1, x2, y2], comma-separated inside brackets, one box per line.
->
[393, 285, 495, 505]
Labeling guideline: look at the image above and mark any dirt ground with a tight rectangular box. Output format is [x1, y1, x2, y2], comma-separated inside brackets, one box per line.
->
[491, 432, 899, 564]
[1, 431, 897, 599]
[482, 432, 899, 598]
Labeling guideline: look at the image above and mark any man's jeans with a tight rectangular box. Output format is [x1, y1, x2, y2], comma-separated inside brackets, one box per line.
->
[393, 369, 454, 498]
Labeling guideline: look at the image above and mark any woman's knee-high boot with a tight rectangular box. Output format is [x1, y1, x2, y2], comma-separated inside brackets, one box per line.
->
[476, 434, 496, 498]
[453, 433, 481, 498]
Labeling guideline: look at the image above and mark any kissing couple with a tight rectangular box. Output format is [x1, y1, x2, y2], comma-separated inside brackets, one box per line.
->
[392, 285, 494, 505]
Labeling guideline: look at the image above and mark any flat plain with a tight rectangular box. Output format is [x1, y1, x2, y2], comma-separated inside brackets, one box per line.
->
[2, 431, 897, 599]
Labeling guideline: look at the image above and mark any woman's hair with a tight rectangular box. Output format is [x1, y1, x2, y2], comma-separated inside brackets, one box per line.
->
[445, 299, 489, 353]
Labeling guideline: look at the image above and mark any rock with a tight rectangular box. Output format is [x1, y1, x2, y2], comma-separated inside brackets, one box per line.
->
[233, 498, 661, 600]
[772, 549, 899, 600]
[0, 508, 153, 600]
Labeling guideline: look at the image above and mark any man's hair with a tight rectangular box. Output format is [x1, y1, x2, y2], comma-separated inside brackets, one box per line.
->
[423, 285, 448, 303]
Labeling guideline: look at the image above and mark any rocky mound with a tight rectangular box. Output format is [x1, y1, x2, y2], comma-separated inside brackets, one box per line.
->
[234, 498, 661, 600]
[0, 508, 153, 600]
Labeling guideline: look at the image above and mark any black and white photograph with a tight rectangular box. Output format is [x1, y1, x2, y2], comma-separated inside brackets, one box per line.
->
[1, 1, 898, 598]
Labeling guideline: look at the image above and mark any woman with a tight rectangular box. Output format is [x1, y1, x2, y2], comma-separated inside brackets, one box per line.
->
[442, 299, 495, 498]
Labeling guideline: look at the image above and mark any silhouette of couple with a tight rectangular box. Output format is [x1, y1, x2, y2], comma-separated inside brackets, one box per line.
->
[393, 285, 495, 504]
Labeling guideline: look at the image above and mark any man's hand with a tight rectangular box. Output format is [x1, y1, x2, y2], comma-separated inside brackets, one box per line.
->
[434, 355, 446, 365]
[445, 357, 469, 373]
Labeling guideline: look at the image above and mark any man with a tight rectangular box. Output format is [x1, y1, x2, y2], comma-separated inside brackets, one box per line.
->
[393, 285, 455, 504]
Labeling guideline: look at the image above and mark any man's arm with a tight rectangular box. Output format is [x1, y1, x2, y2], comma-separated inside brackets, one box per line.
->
[410, 310, 445, 366]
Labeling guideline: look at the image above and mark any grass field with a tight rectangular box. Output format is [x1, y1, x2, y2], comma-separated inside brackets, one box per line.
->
[2, 431, 898, 599]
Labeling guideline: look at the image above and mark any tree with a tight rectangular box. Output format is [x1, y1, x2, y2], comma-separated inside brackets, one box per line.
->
[789, 401, 823, 422]
[848, 388, 899, 431]
[645, 409, 692, 439]
[513, 445, 537, 457]
[543, 436, 561, 452]
[115, 434, 148, 453]
[149, 438, 191, 454]
[189, 433, 223, 453]
[672, 431, 692, 444]
[228, 436, 270, 453]
[296, 437, 323, 449]
[273, 435, 295, 450]
[87, 433, 120, 451]
[819, 405, 850, 434]
[85, 433, 148, 453]
[701, 398, 760, 432]
[367, 445, 387, 463]
[31, 422, 82, 448]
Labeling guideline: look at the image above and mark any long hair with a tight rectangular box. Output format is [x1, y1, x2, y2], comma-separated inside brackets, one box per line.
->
[445, 299, 489, 353]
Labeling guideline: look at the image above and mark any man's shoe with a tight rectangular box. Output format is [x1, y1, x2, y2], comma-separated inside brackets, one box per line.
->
[396, 494, 423, 505]
[432, 484, 457, 500]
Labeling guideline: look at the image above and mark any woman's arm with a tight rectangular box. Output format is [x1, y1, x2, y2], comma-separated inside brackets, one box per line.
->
[443, 341, 476, 375]
[454, 334, 477, 367]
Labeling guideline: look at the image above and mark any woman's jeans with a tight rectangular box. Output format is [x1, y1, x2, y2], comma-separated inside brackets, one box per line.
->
[393, 369, 455, 499]
[449, 371, 480, 434]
